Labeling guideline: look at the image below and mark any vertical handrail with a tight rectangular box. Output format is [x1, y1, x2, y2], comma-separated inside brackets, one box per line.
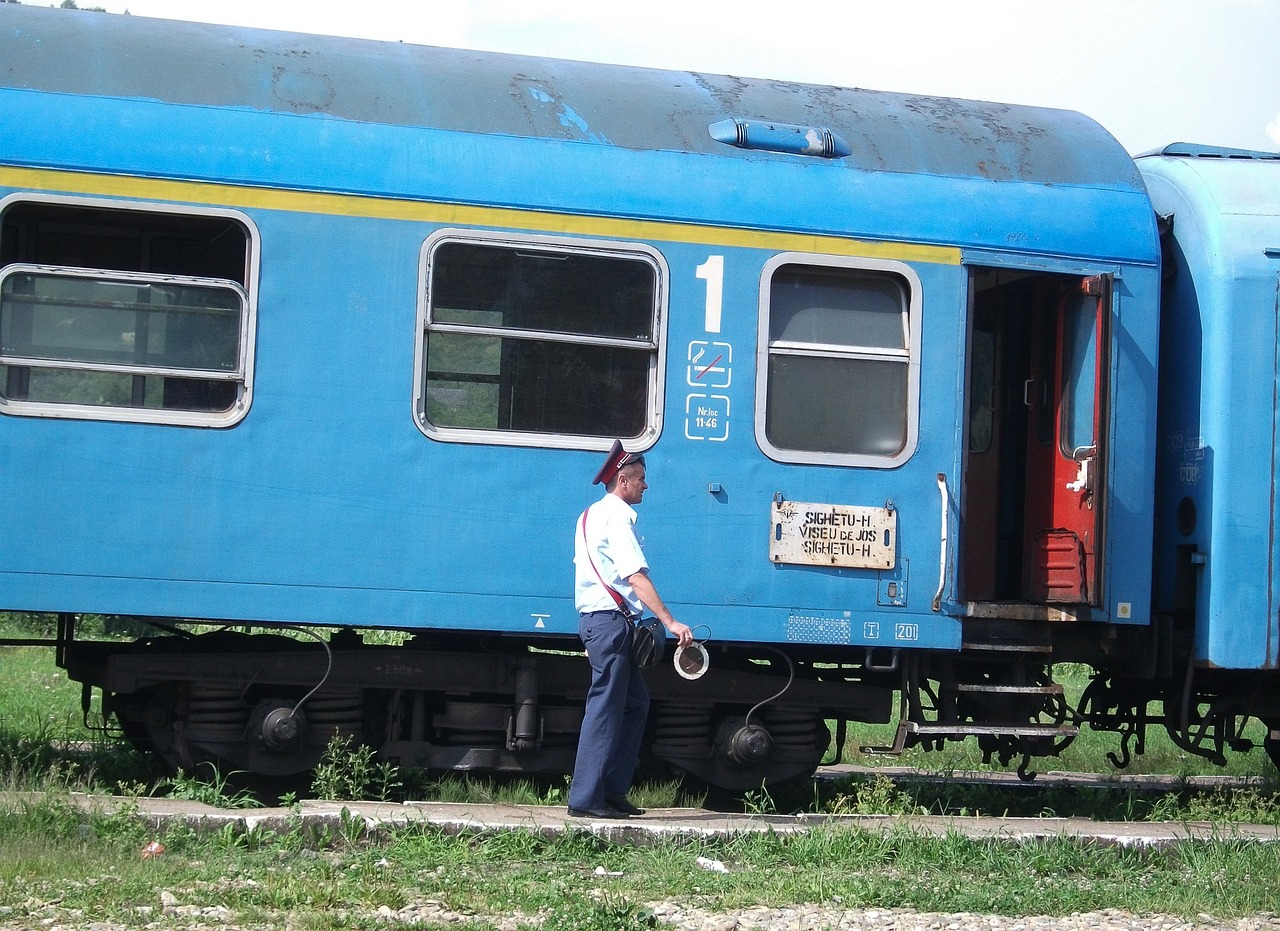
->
[932, 473, 948, 611]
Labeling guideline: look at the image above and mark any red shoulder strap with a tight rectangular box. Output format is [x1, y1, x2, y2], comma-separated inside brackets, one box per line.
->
[580, 506, 630, 614]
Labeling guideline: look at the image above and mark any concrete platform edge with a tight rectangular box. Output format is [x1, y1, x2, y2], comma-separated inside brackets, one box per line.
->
[4, 791, 1280, 848]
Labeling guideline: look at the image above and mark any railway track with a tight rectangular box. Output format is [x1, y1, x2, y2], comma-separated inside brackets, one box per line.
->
[43, 734, 1273, 804]
[817, 764, 1270, 793]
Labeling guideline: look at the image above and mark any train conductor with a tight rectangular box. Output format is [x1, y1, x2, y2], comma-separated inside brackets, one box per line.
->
[568, 441, 693, 819]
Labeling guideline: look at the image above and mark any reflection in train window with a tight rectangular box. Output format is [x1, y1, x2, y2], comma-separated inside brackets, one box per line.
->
[759, 259, 918, 464]
[969, 328, 996, 454]
[421, 236, 661, 443]
[0, 198, 255, 426]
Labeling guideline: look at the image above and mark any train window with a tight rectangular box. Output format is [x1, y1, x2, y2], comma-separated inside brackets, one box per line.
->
[0, 198, 255, 426]
[1060, 291, 1098, 455]
[757, 254, 921, 466]
[418, 233, 663, 445]
[968, 328, 996, 454]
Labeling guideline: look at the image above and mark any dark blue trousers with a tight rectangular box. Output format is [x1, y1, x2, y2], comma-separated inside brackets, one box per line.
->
[568, 609, 650, 810]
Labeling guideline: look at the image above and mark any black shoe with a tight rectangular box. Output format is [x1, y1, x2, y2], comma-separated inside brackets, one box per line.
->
[567, 805, 630, 819]
[606, 796, 645, 816]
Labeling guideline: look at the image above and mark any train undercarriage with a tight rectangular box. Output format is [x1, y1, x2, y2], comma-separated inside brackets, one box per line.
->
[48, 612, 1280, 793]
[887, 614, 1280, 776]
[56, 616, 887, 792]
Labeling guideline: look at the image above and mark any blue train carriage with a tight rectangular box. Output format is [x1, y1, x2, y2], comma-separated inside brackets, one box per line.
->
[1140, 144, 1280, 767]
[0, 5, 1162, 789]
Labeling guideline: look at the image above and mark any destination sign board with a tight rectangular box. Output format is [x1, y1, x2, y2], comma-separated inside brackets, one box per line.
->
[769, 500, 896, 570]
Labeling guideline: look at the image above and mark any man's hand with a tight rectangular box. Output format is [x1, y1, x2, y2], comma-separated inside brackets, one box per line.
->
[663, 619, 694, 648]
[627, 570, 694, 648]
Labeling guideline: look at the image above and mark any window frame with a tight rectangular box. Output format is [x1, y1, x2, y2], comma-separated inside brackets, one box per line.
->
[754, 252, 922, 467]
[413, 228, 667, 451]
[1059, 288, 1099, 460]
[0, 193, 259, 428]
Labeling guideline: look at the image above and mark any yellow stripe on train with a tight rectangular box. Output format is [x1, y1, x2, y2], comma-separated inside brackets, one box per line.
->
[0, 165, 962, 265]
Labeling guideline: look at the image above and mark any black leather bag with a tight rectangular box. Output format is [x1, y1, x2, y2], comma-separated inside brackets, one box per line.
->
[629, 616, 665, 667]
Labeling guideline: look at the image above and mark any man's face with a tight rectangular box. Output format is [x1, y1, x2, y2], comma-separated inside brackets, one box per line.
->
[615, 464, 647, 505]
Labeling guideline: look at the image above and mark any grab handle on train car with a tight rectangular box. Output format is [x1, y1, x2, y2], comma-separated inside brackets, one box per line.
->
[933, 473, 948, 612]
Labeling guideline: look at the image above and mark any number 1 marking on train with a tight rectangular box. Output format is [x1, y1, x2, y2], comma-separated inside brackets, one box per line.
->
[696, 255, 724, 333]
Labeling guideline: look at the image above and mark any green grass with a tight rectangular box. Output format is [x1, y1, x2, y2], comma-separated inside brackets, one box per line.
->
[1, 792, 1280, 929]
[0, 640, 86, 733]
[0, 630, 160, 794]
[805, 770, 1280, 825]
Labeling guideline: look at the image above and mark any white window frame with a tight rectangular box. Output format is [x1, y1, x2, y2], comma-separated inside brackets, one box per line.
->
[755, 252, 922, 467]
[0, 193, 259, 428]
[413, 228, 667, 451]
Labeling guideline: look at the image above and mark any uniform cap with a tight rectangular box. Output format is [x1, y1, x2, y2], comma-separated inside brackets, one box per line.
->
[593, 439, 645, 486]
[674, 642, 710, 680]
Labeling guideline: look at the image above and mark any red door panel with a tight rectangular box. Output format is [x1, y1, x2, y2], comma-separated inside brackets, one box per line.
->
[1024, 278, 1107, 604]
[962, 271, 1108, 607]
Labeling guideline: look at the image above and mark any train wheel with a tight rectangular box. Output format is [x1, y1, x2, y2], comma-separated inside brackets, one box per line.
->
[648, 701, 828, 792]
[131, 683, 220, 773]
[106, 691, 157, 756]
[132, 679, 366, 779]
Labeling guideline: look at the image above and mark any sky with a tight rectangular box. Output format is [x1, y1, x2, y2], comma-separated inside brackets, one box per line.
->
[81, 0, 1280, 156]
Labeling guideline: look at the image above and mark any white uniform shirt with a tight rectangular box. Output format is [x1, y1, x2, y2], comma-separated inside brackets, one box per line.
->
[574, 491, 648, 615]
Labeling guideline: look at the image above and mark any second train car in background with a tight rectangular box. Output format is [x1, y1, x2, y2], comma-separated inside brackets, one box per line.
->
[0, 4, 1276, 789]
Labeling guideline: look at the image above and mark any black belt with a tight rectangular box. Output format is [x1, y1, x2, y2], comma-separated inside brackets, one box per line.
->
[581, 609, 630, 619]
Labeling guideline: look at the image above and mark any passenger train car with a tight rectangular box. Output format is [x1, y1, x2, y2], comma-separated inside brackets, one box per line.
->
[0, 4, 1276, 789]
[1143, 144, 1280, 765]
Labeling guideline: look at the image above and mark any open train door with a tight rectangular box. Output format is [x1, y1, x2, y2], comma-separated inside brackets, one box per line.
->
[1023, 276, 1109, 604]
[962, 271, 1109, 607]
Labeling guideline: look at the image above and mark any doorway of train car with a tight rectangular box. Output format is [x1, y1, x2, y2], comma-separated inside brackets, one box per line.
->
[960, 267, 1110, 607]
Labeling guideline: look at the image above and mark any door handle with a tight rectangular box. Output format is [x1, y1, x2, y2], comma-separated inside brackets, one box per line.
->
[1065, 458, 1090, 493]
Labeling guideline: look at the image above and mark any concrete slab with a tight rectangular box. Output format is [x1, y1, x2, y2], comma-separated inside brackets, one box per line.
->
[3, 791, 1278, 848]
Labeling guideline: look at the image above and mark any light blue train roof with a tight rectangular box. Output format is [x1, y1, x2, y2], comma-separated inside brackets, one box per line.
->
[0, 4, 1142, 191]
[1139, 144, 1280, 255]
